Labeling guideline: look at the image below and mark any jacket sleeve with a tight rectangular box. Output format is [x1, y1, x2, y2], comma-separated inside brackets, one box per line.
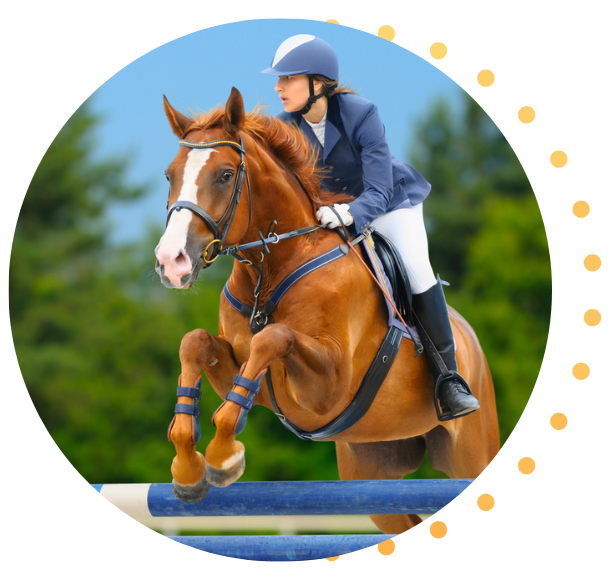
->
[346, 103, 394, 232]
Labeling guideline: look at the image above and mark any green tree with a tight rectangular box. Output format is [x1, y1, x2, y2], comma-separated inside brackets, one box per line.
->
[410, 94, 551, 444]
[451, 195, 551, 442]
[411, 96, 535, 286]
[10, 101, 179, 482]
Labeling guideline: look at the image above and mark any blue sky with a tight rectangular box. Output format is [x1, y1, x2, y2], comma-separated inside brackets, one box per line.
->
[88, 19, 463, 243]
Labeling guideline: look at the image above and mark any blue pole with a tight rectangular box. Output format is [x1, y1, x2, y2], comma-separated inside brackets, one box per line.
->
[94, 479, 472, 516]
[169, 534, 396, 561]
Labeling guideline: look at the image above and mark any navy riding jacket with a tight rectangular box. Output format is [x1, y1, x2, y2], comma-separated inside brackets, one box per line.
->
[277, 92, 431, 232]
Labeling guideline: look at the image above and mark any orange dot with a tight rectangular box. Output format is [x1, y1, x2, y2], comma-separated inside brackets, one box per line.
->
[377, 24, 398, 42]
[430, 521, 447, 538]
[573, 201, 590, 218]
[518, 457, 535, 474]
[378, 538, 395, 555]
[572, 363, 590, 380]
[477, 494, 495, 511]
[550, 150, 568, 167]
[518, 106, 535, 123]
[584, 309, 601, 326]
[326, 20, 339, 24]
[326, 556, 340, 561]
[477, 70, 495, 87]
[584, 254, 602, 271]
[550, 413, 568, 430]
[430, 42, 447, 59]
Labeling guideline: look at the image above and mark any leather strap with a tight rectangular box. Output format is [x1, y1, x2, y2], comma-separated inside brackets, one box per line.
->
[265, 325, 403, 440]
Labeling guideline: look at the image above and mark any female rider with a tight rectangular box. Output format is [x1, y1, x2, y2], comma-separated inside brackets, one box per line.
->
[262, 34, 479, 421]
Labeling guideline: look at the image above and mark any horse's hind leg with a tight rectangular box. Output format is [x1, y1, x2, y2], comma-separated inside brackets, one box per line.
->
[168, 329, 240, 502]
[335, 439, 426, 534]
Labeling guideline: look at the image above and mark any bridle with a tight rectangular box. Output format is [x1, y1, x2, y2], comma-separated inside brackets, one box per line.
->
[166, 137, 251, 265]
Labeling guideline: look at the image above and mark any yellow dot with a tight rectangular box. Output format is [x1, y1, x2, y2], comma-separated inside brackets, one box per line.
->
[326, 20, 339, 24]
[518, 106, 535, 123]
[326, 556, 340, 561]
[477, 70, 495, 87]
[518, 457, 535, 474]
[550, 150, 568, 168]
[550, 413, 568, 430]
[378, 25, 395, 41]
[430, 42, 447, 59]
[584, 254, 602, 271]
[430, 521, 447, 539]
[573, 201, 590, 218]
[572, 363, 590, 380]
[584, 309, 601, 326]
[477, 494, 495, 511]
[377, 538, 395, 555]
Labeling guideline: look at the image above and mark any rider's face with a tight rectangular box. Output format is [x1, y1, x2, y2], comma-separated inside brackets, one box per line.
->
[275, 75, 316, 112]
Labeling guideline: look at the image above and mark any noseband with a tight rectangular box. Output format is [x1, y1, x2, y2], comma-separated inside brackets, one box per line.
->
[166, 137, 251, 264]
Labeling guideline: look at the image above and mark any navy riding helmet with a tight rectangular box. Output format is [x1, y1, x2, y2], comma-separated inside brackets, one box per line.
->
[261, 34, 339, 115]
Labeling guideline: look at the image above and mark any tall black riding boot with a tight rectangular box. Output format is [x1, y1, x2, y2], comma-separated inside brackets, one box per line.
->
[412, 277, 480, 421]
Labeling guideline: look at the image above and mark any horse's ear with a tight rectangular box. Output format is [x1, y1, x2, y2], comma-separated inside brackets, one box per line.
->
[163, 95, 191, 138]
[224, 87, 245, 134]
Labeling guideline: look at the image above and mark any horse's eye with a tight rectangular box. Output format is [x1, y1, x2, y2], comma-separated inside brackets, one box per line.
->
[221, 171, 234, 182]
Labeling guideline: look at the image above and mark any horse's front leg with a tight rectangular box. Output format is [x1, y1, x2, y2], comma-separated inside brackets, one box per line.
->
[205, 323, 342, 486]
[168, 329, 240, 502]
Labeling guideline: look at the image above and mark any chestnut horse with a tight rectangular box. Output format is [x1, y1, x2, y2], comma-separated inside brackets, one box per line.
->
[155, 88, 500, 534]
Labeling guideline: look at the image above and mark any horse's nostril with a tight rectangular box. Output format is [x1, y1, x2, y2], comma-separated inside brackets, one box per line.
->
[175, 251, 189, 268]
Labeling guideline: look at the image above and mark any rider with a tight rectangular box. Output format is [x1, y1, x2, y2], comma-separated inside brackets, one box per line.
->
[262, 34, 479, 421]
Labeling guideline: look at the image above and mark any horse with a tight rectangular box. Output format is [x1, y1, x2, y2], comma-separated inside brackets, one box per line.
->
[154, 87, 500, 534]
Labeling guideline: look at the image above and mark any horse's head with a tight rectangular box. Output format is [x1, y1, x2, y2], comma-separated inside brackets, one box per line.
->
[155, 88, 251, 288]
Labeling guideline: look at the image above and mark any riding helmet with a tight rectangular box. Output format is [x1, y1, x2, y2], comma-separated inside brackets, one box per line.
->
[261, 34, 339, 81]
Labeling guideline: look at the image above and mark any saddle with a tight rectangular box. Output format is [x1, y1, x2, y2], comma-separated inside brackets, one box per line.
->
[359, 231, 421, 347]
[368, 231, 414, 327]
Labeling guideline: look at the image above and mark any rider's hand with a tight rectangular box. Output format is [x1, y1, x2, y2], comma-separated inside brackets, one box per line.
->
[316, 204, 354, 229]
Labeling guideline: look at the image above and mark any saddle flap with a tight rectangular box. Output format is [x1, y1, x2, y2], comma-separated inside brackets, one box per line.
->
[370, 231, 413, 322]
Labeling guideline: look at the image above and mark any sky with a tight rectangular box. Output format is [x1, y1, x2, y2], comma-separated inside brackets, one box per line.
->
[87, 19, 464, 243]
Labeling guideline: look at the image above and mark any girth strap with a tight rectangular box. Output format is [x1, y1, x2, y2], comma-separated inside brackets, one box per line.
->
[265, 325, 404, 440]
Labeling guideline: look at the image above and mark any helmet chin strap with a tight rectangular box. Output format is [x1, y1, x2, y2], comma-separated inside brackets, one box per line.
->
[294, 75, 325, 116]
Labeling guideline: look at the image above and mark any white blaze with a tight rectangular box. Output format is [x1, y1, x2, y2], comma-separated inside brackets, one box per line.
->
[156, 147, 215, 260]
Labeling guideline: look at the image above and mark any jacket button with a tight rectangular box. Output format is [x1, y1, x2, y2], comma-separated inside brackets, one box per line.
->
[335, 178, 341, 182]
[341, 187, 347, 192]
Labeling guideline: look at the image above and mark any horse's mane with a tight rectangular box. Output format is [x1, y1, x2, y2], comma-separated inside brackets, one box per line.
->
[185, 105, 354, 211]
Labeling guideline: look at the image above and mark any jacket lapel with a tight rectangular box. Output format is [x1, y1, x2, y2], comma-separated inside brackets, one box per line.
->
[322, 98, 342, 162]
[298, 117, 322, 158]
[295, 100, 342, 163]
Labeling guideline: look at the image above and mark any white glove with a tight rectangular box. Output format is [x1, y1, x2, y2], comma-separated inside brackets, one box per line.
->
[316, 203, 354, 229]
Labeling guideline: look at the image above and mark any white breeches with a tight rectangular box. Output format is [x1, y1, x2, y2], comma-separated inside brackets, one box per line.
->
[370, 203, 437, 295]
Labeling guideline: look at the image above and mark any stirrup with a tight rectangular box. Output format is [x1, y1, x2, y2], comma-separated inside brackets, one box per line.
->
[433, 371, 476, 422]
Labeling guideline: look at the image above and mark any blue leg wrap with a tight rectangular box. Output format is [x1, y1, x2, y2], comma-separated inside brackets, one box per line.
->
[174, 377, 202, 443]
[226, 374, 263, 435]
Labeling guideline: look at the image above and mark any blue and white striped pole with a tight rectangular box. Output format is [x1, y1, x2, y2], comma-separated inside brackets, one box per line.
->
[94, 479, 472, 517]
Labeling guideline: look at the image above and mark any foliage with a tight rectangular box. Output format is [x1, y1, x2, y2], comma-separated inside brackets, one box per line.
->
[411, 94, 551, 445]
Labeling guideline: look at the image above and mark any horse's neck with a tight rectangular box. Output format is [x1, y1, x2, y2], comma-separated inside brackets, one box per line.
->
[232, 153, 328, 297]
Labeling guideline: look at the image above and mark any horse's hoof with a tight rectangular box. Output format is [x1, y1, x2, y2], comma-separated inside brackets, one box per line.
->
[172, 476, 210, 503]
[206, 452, 245, 487]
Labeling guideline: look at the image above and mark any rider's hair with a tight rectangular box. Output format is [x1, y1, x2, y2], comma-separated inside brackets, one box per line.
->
[313, 75, 358, 97]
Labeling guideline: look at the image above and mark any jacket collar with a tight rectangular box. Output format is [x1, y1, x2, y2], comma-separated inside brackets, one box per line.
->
[297, 96, 342, 162]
